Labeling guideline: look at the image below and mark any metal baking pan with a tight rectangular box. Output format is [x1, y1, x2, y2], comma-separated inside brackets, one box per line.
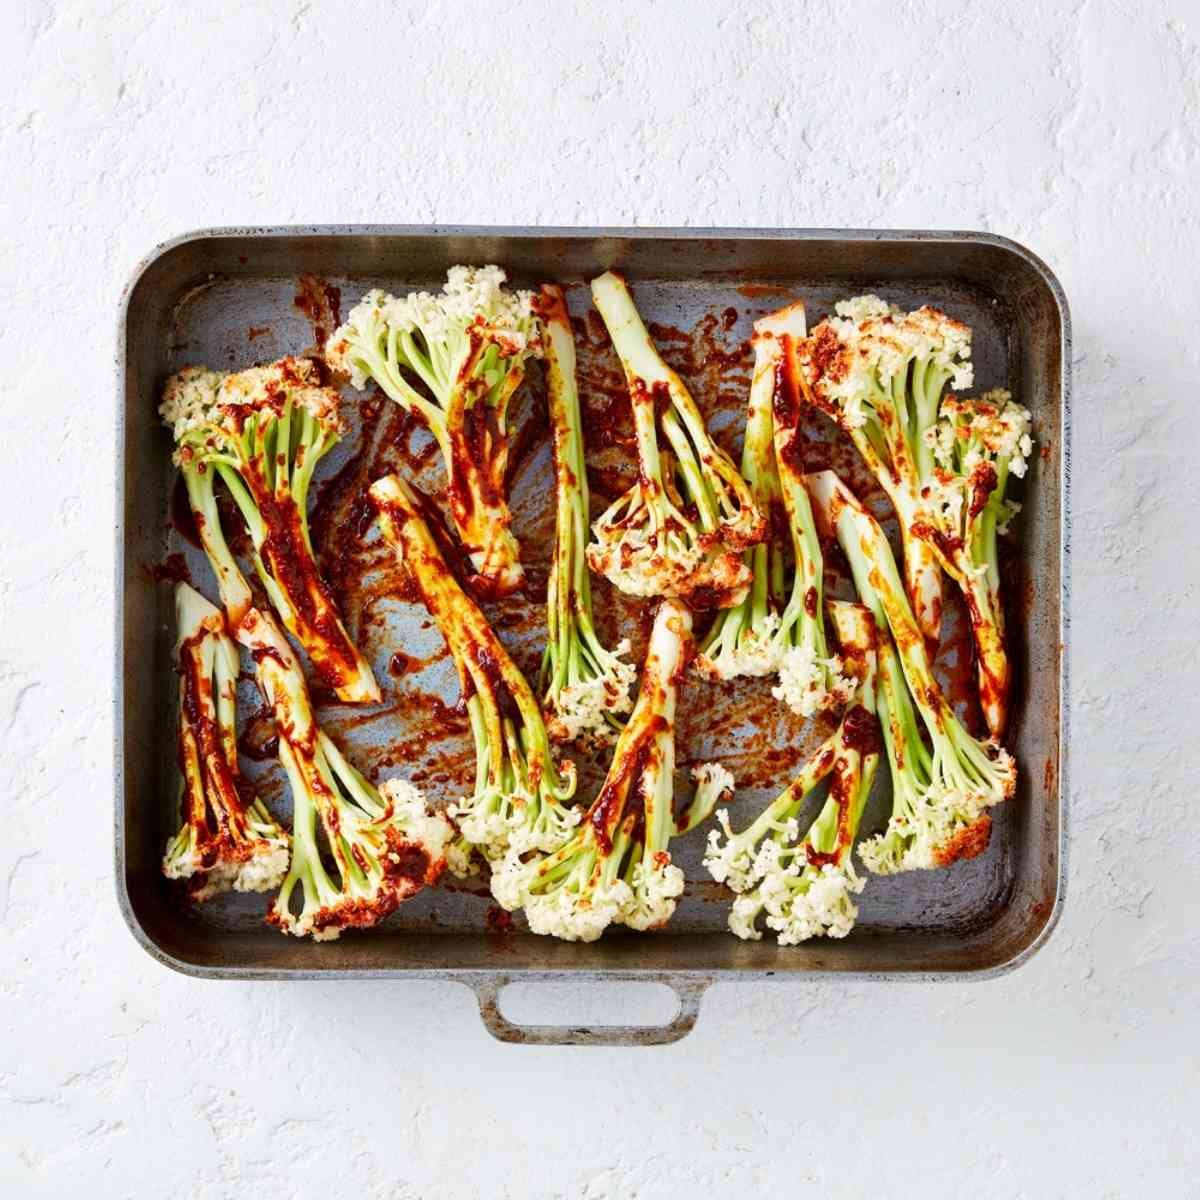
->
[116, 226, 1069, 1045]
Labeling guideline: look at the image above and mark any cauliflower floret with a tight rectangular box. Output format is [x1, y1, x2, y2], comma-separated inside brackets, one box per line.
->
[486, 849, 536, 912]
[546, 641, 638, 744]
[378, 778, 454, 867]
[523, 880, 633, 943]
[858, 760, 1011, 875]
[159, 366, 223, 439]
[383, 265, 538, 347]
[728, 893, 766, 941]
[808, 295, 974, 416]
[621, 857, 686, 931]
[228, 841, 290, 896]
[161, 357, 338, 448]
[695, 614, 782, 680]
[832, 294, 898, 325]
[771, 644, 855, 718]
[762, 861, 864, 943]
[324, 289, 387, 388]
[450, 788, 580, 862]
[691, 762, 735, 809]
[704, 809, 758, 892]
[930, 389, 1034, 479]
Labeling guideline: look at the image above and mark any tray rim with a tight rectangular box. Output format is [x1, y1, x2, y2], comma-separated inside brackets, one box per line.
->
[114, 224, 1071, 987]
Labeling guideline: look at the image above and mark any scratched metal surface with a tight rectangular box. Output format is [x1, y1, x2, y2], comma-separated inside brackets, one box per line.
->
[118, 229, 1065, 986]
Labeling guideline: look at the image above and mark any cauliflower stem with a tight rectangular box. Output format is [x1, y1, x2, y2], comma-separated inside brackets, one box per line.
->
[233, 607, 451, 940]
[915, 388, 1034, 737]
[160, 357, 379, 704]
[705, 601, 882, 942]
[327, 267, 541, 595]
[586, 271, 763, 608]
[162, 583, 289, 900]
[369, 473, 578, 866]
[807, 470, 1017, 873]
[534, 284, 636, 746]
[794, 297, 975, 644]
[491, 599, 734, 942]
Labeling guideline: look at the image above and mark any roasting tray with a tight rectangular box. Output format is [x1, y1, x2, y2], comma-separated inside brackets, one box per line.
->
[116, 227, 1069, 1045]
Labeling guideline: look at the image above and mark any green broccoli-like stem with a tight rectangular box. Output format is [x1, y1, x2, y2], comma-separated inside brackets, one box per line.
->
[585, 272, 763, 608]
[705, 601, 881, 942]
[164, 359, 379, 704]
[915, 389, 1033, 738]
[369, 473, 578, 866]
[795, 300, 975, 643]
[162, 583, 289, 900]
[698, 304, 794, 678]
[534, 284, 636, 746]
[235, 607, 450, 941]
[806, 470, 1017, 873]
[327, 268, 541, 595]
[491, 599, 732, 942]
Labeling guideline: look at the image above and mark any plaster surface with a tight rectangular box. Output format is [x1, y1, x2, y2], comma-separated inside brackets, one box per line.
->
[1, 2, 1197, 1196]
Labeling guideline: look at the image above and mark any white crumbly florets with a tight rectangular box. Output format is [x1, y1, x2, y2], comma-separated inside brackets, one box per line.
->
[523, 880, 634, 943]
[383, 265, 537, 347]
[327, 267, 540, 392]
[696, 614, 782, 680]
[486, 849, 535, 912]
[447, 802, 515, 862]
[728, 893, 765, 941]
[324, 289, 387, 388]
[691, 762, 735, 806]
[229, 842, 291, 895]
[813, 296, 975, 418]
[858, 747, 1014, 875]
[771, 645, 855, 717]
[378, 778, 454, 865]
[548, 641, 638, 743]
[704, 809, 757, 892]
[833, 294, 899, 325]
[160, 357, 338, 450]
[163, 824, 289, 900]
[932, 389, 1035, 479]
[160, 366, 223, 439]
[444, 838, 479, 879]
[761, 861, 864, 943]
[587, 525, 706, 598]
[622, 859, 686, 931]
[450, 790, 580, 862]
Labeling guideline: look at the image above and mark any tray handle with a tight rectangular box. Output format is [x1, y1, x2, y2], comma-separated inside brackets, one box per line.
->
[468, 975, 708, 1047]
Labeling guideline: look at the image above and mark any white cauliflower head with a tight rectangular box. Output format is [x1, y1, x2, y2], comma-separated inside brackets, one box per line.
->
[761, 861, 864, 944]
[621, 857, 685, 931]
[524, 880, 634, 943]
[771, 644, 855, 717]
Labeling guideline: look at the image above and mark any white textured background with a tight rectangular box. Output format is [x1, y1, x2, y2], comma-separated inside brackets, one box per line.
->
[3, 1, 1198, 1196]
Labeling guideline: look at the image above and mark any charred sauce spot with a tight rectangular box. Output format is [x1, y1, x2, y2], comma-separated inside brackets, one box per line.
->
[485, 905, 515, 934]
[293, 274, 342, 350]
[237, 703, 280, 763]
[148, 553, 190, 586]
[589, 715, 667, 853]
[170, 476, 203, 548]
[933, 814, 992, 866]
[388, 652, 420, 677]
[910, 519, 963, 560]
[840, 705, 882, 755]
[969, 462, 998, 518]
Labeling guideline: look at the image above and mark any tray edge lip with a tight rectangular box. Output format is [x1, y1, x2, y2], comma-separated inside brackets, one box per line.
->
[113, 224, 1071, 982]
